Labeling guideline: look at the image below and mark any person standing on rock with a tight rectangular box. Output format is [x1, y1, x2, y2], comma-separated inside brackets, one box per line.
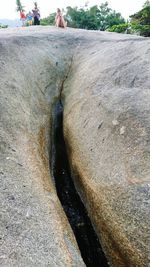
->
[20, 10, 26, 27]
[26, 11, 33, 26]
[55, 8, 67, 28]
[32, 2, 40, 25]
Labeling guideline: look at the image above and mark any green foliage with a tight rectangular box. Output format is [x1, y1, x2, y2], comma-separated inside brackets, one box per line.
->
[108, 23, 150, 37]
[16, 0, 24, 12]
[0, 24, 8, 28]
[129, 1, 150, 36]
[131, 23, 150, 36]
[143, 0, 150, 8]
[139, 25, 150, 36]
[40, 13, 56, 26]
[106, 11, 125, 28]
[65, 2, 125, 30]
[40, 1, 150, 37]
[130, 6, 150, 25]
[41, 2, 125, 30]
[64, 6, 98, 29]
[108, 23, 129, 33]
[109, 1, 150, 37]
[96, 2, 111, 30]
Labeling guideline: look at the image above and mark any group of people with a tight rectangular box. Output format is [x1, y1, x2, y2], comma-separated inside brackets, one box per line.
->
[20, 3, 66, 28]
[20, 2, 40, 27]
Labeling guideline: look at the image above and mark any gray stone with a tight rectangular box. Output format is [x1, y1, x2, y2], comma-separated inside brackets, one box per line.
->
[0, 27, 85, 267]
[63, 31, 150, 267]
[0, 26, 150, 267]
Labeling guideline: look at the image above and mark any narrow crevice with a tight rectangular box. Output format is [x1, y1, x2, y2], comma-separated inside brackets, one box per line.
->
[51, 99, 109, 267]
[59, 55, 74, 101]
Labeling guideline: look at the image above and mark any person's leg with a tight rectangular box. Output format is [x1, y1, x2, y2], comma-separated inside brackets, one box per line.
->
[34, 17, 36, 25]
[22, 19, 26, 27]
[61, 17, 66, 28]
[56, 19, 58, 27]
[35, 17, 39, 25]
[56, 17, 61, 27]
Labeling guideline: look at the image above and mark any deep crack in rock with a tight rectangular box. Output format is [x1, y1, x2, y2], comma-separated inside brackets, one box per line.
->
[51, 99, 109, 267]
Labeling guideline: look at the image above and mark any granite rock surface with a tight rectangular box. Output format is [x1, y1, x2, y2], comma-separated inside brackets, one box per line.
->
[0, 26, 150, 267]
[0, 27, 85, 267]
[63, 31, 150, 267]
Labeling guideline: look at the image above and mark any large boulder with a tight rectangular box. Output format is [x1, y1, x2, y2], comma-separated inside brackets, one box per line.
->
[63, 32, 150, 266]
[0, 26, 149, 267]
[0, 27, 85, 267]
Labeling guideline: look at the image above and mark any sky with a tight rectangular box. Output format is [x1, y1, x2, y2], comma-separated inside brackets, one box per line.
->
[0, 0, 145, 20]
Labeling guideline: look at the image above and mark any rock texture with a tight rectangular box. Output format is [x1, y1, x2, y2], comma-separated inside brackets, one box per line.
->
[0, 27, 85, 267]
[0, 26, 150, 267]
[63, 32, 150, 266]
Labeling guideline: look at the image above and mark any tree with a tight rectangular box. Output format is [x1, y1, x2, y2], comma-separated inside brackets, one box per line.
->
[0, 24, 8, 29]
[41, 13, 56, 26]
[129, 1, 150, 36]
[130, 3, 150, 25]
[143, 0, 150, 8]
[65, 6, 83, 28]
[106, 11, 125, 28]
[65, 2, 125, 30]
[16, 0, 24, 12]
[98, 2, 111, 30]
[40, 2, 125, 30]
[87, 5, 101, 30]
[109, 1, 150, 37]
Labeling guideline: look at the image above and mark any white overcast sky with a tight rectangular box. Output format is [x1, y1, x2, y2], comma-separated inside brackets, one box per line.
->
[0, 0, 145, 20]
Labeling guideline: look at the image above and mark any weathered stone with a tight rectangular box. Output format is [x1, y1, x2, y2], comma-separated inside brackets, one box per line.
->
[0, 27, 85, 267]
[0, 26, 150, 267]
[63, 32, 150, 267]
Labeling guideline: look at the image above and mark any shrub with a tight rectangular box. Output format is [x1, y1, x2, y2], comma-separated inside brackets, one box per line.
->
[108, 23, 150, 36]
[0, 24, 8, 29]
[131, 23, 150, 36]
[140, 25, 150, 36]
[40, 13, 56, 26]
[107, 23, 129, 33]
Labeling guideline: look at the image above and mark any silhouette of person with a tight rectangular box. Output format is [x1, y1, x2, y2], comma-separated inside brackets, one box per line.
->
[32, 2, 40, 25]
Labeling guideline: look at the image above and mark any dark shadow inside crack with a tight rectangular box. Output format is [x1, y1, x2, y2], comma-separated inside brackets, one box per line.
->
[50, 99, 109, 267]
